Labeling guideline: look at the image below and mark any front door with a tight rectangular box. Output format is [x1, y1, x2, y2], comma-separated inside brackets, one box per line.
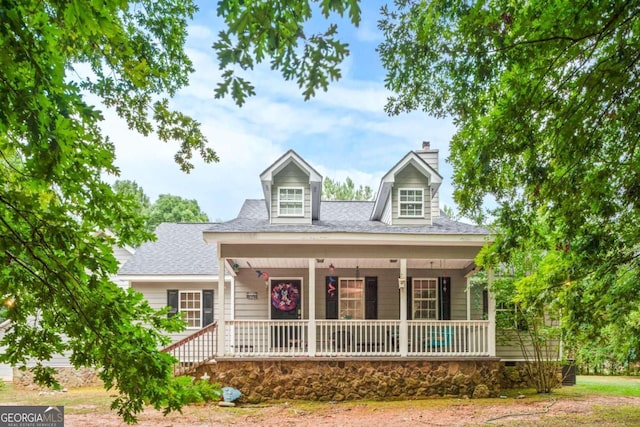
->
[270, 279, 302, 320]
[270, 279, 302, 348]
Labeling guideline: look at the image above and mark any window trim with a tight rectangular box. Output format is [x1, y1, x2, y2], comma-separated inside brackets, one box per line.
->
[338, 277, 365, 320]
[179, 290, 202, 330]
[398, 187, 424, 218]
[412, 277, 438, 320]
[277, 187, 305, 217]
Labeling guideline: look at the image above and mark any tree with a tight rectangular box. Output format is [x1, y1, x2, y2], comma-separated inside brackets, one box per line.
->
[213, 0, 362, 106]
[113, 180, 151, 214]
[112, 182, 209, 233]
[323, 177, 373, 201]
[1, 0, 217, 422]
[146, 195, 209, 231]
[375, 0, 640, 346]
[112, 180, 152, 231]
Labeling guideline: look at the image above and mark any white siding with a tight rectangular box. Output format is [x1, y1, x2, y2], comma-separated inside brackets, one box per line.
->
[233, 267, 473, 321]
[133, 280, 231, 344]
[392, 165, 431, 225]
[111, 246, 134, 289]
[271, 163, 312, 224]
[380, 193, 392, 225]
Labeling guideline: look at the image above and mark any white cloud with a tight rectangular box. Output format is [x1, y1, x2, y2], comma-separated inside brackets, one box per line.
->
[97, 2, 458, 222]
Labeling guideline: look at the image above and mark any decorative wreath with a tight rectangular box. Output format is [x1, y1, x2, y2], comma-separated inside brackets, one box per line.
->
[271, 283, 300, 312]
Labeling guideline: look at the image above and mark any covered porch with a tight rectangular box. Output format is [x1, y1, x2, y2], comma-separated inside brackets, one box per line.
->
[210, 236, 496, 360]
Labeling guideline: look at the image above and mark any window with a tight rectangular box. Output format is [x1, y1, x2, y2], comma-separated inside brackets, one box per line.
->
[339, 278, 365, 319]
[180, 291, 202, 328]
[278, 187, 304, 216]
[496, 300, 528, 331]
[399, 188, 424, 217]
[412, 278, 438, 320]
[167, 289, 213, 328]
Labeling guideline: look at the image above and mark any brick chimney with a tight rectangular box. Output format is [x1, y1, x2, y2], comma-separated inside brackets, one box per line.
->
[416, 141, 439, 171]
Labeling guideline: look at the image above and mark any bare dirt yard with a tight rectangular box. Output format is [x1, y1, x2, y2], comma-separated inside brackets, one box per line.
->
[64, 394, 640, 427]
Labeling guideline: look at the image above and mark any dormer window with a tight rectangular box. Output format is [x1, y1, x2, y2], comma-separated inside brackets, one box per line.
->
[399, 188, 424, 218]
[278, 187, 304, 216]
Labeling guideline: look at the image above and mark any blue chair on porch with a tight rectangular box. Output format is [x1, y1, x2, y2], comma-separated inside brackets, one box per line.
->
[428, 326, 453, 350]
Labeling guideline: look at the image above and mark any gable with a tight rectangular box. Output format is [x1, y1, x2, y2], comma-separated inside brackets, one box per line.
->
[259, 150, 322, 223]
[371, 152, 442, 225]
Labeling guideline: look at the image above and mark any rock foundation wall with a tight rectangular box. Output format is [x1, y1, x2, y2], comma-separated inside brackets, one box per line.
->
[12, 367, 102, 389]
[195, 358, 514, 404]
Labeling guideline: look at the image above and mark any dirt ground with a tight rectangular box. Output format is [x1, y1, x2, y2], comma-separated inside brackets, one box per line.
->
[64, 394, 640, 427]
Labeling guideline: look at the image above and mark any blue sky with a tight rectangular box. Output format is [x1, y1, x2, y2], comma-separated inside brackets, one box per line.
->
[102, 2, 457, 221]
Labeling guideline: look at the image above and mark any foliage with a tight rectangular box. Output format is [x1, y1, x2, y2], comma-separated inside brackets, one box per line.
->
[112, 182, 209, 233]
[158, 376, 222, 407]
[0, 0, 218, 422]
[322, 177, 373, 201]
[146, 194, 209, 232]
[113, 180, 152, 216]
[477, 217, 565, 393]
[377, 0, 640, 354]
[212, 0, 361, 105]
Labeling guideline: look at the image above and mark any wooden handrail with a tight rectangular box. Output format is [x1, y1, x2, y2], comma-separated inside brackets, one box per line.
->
[162, 321, 218, 376]
[163, 321, 217, 353]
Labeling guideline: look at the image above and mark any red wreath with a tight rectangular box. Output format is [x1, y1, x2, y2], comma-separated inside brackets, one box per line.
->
[271, 283, 300, 312]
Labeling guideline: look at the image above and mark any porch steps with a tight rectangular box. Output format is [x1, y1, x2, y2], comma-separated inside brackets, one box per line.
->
[162, 321, 218, 376]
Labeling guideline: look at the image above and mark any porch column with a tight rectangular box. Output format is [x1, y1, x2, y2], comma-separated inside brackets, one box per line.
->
[487, 268, 496, 357]
[399, 258, 408, 357]
[466, 276, 471, 321]
[308, 258, 317, 356]
[217, 256, 226, 357]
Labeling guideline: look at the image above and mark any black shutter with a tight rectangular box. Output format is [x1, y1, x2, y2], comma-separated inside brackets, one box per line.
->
[365, 276, 378, 319]
[438, 277, 451, 320]
[326, 276, 339, 319]
[202, 289, 214, 326]
[406, 277, 413, 320]
[482, 289, 489, 319]
[167, 289, 179, 318]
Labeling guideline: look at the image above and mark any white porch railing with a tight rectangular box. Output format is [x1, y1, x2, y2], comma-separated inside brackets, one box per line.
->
[163, 321, 218, 376]
[224, 320, 489, 357]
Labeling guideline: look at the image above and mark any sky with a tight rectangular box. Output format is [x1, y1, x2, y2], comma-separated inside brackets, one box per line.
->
[101, 1, 458, 222]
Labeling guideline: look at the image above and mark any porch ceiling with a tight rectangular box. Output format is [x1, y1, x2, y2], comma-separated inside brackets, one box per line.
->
[230, 257, 473, 270]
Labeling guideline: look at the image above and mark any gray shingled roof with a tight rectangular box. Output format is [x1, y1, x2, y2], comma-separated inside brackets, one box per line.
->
[119, 223, 219, 275]
[205, 199, 488, 235]
[119, 200, 488, 276]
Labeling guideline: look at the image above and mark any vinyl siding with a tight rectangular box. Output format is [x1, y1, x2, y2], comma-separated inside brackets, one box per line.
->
[271, 162, 311, 224]
[133, 280, 231, 344]
[392, 164, 431, 225]
[112, 246, 134, 289]
[233, 267, 472, 321]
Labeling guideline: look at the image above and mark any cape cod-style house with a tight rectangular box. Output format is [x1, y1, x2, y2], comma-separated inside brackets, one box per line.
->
[117, 143, 530, 401]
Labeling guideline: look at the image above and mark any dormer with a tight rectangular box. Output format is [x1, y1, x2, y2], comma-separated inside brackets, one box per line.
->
[371, 142, 443, 225]
[260, 150, 323, 224]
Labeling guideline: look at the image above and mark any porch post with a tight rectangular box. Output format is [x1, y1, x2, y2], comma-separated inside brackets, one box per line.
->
[399, 258, 408, 357]
[466, 276, 471, 321]
[487, 268, 496, 357]
[217, 255, 226, 357]
[308, 258, 317, 356]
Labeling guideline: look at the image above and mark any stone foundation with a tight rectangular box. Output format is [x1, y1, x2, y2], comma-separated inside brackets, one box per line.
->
[194, 358, 508, 403]
[13, 367, 102, 390]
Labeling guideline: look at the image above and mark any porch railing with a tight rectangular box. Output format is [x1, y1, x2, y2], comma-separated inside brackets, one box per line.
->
[224, 320, 489, 357]
[163, 321, 217, 376]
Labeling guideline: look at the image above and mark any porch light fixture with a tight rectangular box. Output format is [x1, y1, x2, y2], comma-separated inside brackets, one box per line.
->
[328, 263, 335, 273]
[398, 278, 406, 289]
[355, 265, 360, 278]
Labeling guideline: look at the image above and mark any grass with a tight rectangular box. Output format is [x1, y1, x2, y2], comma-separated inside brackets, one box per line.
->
[0, 375, 638, 425]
